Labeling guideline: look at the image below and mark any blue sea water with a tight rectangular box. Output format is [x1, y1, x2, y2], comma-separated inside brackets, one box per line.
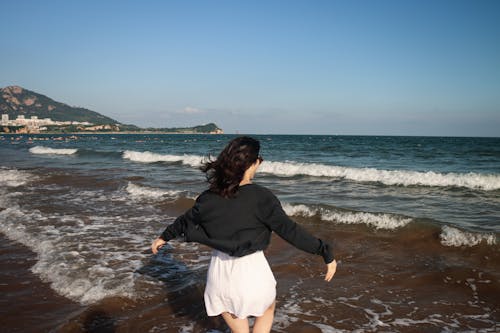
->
[2, 134, 499, 233]
[0, 134, 500, 233]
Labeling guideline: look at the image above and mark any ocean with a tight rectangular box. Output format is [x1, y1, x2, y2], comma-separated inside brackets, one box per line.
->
[0, 133, 499, 332]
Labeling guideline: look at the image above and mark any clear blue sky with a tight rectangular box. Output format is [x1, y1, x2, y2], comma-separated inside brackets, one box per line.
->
[1, 0, 499, 136]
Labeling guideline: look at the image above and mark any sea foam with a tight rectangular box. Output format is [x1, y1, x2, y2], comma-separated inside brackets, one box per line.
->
[282, 203, 412, 230]
[29, 146, 78, 155]
[440, 225, 497, 247]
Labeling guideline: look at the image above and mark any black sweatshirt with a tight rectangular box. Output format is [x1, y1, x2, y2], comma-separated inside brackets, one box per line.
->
[160, 183, 334, 264]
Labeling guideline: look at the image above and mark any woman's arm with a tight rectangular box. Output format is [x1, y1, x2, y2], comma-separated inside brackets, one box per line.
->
[260, 190, 335, 264]
[151, 198, 201, 254]
[261, 194, 337, 281]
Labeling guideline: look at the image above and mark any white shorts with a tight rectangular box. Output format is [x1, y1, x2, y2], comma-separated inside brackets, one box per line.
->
[204, 250, 276, 319]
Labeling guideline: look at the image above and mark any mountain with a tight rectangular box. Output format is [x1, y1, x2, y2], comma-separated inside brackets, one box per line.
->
[0, 86, 119, 125]
[0, 85, 223, 134]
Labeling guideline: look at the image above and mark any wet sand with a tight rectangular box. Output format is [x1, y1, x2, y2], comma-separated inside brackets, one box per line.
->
[2, 222, 499, 332]
[0, 235, 82, 333]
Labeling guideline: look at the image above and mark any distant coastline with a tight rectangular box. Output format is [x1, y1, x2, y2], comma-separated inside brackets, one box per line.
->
[0, 128, 224, 135]
[0, 131, 224, 135]
[1, 86, 224, 135]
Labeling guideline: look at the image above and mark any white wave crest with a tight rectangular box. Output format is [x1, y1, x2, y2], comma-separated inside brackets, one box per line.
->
[282, 203, 412, 230]
[440, 226, 497, 247]
[122, 152, 499, 191]
[282, 203, 317, 217]
[126, 182, 182, 199]
[259, 161, 500, 191]
[122, 150, 203, 166]
[29, 146, 78, 155]
[0, 168, 36, 187]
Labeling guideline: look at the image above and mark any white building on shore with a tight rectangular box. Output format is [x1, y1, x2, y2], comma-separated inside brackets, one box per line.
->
[1, 114, 93, 131]
[1, 114, 8, 126]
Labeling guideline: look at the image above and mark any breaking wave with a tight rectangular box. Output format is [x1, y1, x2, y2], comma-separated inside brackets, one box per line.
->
[260, 161, 500, 191]
[125, 182, 182, 199]
[440, 225, 497, 247]
[282, 203, 413, 230]
[29, 146, 78, 155]
[121, 152, 499, 191]
[122, 150, 203, 166]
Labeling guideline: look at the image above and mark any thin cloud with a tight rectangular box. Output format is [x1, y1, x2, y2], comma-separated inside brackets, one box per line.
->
[180, 106, 204, 114]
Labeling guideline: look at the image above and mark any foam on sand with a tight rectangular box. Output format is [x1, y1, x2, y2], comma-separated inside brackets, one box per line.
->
[29, 146, 78, 155]
[0, 205, 138, 304]
[282, 203, 412, 230]
[440, 225, 497, 247]
[0, 179, 208, 305]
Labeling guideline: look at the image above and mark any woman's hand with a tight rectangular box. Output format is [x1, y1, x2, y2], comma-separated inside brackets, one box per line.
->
[324, 259, 337, 282]
[151, 237, 166, 254]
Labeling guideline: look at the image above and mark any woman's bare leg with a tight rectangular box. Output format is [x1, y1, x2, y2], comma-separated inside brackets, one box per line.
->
[221, 312, 250, 333]
[252, 301, 276, 333]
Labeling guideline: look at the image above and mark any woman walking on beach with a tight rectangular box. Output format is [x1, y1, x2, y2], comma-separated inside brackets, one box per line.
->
[151, 136, 337, 333]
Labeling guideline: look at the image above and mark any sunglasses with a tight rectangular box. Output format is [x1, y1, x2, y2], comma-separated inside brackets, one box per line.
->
[257, 156, 264, 163]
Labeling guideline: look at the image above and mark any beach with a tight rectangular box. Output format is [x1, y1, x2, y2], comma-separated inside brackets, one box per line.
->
[1, 134, 499, 332]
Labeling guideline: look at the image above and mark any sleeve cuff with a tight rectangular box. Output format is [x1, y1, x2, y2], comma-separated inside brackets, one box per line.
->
[160, 226, 175, 241]
[321, 241, 335, 264]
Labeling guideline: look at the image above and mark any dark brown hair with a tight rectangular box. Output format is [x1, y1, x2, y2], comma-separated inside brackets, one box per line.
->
[201, 136, 261, 198]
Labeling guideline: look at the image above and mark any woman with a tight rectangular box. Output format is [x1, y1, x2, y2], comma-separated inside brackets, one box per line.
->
[151, 136, 337, 333]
